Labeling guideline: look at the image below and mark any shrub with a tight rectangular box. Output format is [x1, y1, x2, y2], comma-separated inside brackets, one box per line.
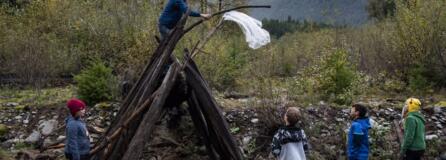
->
[289, 49, 363, 105]
[74, 60, 117, 105]
[408, 65, 432, 92]
[318, 50, 361, 104]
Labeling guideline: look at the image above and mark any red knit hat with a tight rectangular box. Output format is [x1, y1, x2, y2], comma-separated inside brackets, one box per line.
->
[67, 98, 86, 116]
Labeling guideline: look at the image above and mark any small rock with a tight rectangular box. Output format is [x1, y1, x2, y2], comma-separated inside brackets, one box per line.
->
[56, 136, 66, 141]
[149, 157, 157, 160]
[437, 124, 443, 129]
[321, 129, 329, 134]
[319, 101, 326, 105]
[23, 119, 29, 124]
[43, 138, 53, 147]
[434, 107, 442, 114]
[242, 136, 252, 146]
[239, 99, 248, 103]
[14, 116, 23, 120]
[335, 118, 344, 122]
[1, 139, 16, 148]
[25, 130, 41, 143]
[250, 118, 259, 124]
[6, 102, 19, 107]
[432, 116, 439, 121]
[39, 119, 58, 136]
[425, 134, 438, 140]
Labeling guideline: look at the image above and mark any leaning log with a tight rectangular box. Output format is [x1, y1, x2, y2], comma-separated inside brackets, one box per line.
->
[122, 62, 181, 160]
[185, 60, 243, 159]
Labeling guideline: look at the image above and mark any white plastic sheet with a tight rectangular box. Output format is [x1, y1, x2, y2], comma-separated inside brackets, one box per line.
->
[222, 11, 271, 49]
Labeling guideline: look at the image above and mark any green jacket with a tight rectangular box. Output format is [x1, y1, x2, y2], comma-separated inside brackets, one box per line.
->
[401, 112, 426, 153]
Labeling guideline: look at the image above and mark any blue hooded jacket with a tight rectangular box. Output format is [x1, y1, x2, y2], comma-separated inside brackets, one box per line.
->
[65, 115, 90, 160]
[347, 117, 371, 160]
[159, 0, 201, 29]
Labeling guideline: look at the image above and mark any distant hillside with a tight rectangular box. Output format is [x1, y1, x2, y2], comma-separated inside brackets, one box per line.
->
[248, 0, 369, 25]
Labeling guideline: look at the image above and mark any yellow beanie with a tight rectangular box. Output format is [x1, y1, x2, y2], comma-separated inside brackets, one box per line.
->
[405, 98, 421, 112]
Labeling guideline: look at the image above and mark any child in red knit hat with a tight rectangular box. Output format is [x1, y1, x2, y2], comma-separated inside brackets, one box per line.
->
[65, 98, 90, 160]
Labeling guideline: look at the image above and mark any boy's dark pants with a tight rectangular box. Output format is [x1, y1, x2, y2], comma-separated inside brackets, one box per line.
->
[65, 153, 89, 160]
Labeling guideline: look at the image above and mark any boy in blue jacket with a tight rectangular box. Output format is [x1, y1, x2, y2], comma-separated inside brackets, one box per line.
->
[65, 98, 90, 160]
[347, 104, 371, 160]
[158, 0, 211, 39]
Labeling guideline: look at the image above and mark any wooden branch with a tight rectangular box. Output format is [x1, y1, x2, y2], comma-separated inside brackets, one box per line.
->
[184, 5, 271, 33]
[121, 62, 181, 160]
[184, 60, 243, 159]
[89, 94, 155, 156]
[187, 91, 220, 159]
[191, 18, 225, 58]
[393, 120, 404, 145]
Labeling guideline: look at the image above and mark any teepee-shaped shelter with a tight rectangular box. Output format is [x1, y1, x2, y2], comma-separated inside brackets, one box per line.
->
[88, 5, 270, 160]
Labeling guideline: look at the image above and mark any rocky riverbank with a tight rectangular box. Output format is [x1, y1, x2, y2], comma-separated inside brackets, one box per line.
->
[0, 93, 445, 160]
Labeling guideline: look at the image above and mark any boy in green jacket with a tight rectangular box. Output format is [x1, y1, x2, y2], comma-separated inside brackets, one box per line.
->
[401, 98, 425, 160]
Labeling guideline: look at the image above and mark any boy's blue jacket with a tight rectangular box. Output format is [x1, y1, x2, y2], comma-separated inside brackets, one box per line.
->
[347, 117, 371, 159]
[159, 0, 201, 29]
[65, 115, 90, 160]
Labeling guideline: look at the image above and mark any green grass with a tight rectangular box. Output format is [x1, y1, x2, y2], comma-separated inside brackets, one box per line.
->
[0, 148, 13, 160]
[13, 141, 34, 150]
[436, 101, 446, 107]
[0, 85, 75, 108]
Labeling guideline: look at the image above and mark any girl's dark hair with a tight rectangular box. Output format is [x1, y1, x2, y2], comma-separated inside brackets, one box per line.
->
[352, 104, 367, 118]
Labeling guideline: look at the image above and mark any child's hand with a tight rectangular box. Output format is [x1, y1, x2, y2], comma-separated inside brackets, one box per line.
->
[200, 13, 211, 20]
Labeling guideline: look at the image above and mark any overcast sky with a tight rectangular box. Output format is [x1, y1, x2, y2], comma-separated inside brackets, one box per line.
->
[247, 0, 369, 25]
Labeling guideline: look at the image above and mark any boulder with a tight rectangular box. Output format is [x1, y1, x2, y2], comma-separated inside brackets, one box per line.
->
[39, 120, 58, 136]
[425, 134, 438, 140]
[25, 130, 41, 143]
